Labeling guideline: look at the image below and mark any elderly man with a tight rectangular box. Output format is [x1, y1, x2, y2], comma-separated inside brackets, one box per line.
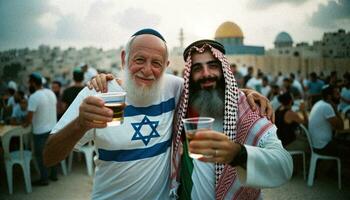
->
[45, 29, 273, 199]
[170, 40, 292, 199]
[44, 29, 183, 199]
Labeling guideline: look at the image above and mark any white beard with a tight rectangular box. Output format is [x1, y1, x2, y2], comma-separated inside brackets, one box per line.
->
[121, 68, 164, 106]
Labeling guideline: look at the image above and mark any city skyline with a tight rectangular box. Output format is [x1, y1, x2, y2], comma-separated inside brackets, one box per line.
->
[0, 0, 349, 51]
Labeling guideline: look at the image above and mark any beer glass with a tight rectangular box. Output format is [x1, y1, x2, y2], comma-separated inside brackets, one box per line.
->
[182, 117, 214, 159]
[95, 92, 126, 126]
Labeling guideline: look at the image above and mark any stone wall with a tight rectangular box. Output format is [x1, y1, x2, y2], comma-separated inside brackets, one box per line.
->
[169, 55, 350, 77]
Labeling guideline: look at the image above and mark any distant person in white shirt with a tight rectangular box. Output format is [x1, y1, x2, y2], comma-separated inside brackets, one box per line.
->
[308, 85, 343, 156]
[261, 76, 271, 97]
[246, 71, 263, 93]
[24, 72, 58, 186]
[10, 91, 27, 125]
[3, 82, 17, 122]
[290, 73, 304, 98]
[81, 63, 98, 84]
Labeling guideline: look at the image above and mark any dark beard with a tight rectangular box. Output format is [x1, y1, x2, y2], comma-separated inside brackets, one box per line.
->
[29, 86, 36, 94]
[189, 81, 225, 118]
[190, 76, 221, 92]
[332, 97, 340, 105]
[54, 92, 60, 99]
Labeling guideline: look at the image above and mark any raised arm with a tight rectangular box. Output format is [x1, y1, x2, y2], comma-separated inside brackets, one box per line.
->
[43, 96, 113, 167]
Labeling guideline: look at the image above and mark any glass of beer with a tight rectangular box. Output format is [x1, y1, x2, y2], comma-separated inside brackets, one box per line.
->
[96, 92, 127, 126]
[182, 117, 214, 159]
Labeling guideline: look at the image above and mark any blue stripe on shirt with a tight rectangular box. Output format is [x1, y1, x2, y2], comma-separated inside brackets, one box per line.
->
[124, 98, 175, 117]
[98, 139, 171, 162]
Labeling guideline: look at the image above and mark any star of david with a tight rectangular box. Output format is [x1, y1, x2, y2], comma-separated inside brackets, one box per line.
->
[131, 116, 160, 146]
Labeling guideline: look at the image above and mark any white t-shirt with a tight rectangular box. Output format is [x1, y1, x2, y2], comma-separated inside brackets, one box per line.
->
[84, 67, 98, 84]
[11, 104, 27, 123]
[261, 85, 271, 97]
[246, 78, 263, 93]
[28, 88, 57, 134]
[292, 79, 304, 96]
[51, 74, 183, 200]
[7, 96, 16, 107]
[308, 100, 335, 149]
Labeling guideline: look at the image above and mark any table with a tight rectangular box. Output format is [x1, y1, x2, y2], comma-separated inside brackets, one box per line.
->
[335, 117, 350, 142]
[0, 125, 21, 137]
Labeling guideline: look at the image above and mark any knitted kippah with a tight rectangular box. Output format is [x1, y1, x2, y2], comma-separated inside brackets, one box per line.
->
[132, 28, 166, 42]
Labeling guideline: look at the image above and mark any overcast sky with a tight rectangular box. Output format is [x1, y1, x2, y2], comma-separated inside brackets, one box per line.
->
[0, 0, 349, 51]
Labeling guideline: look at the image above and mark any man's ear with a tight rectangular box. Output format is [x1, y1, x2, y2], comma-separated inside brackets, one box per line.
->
[165, 60, 170, 68]
[121, 50, 126, 70]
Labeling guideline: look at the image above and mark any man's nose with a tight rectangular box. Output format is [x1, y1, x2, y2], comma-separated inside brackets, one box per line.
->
[142, 62, 153, 76]
[202, 66, 211, 77]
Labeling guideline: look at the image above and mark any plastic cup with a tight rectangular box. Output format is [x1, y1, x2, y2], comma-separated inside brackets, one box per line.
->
[182, 117, 214, 159]
[95, 92, 126, 126]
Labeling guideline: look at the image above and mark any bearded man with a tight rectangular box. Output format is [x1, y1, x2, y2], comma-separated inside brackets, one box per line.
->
[309, 85, 344, 156]
[170, 40, 293, 200]
[44, 29, 185, 199]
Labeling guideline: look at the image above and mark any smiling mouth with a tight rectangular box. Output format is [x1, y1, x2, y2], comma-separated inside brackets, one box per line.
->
[135, 76, 156, 86]
[201, 81, 216, 89]
[135, 75, 155, 80]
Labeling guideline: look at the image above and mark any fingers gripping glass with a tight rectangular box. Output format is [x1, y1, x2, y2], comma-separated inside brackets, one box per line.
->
[95, 92, 126, 126]
[182, 117, 215, 159]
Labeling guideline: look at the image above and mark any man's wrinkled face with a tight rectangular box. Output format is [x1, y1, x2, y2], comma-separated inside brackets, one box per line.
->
[190, 50, 223, 90]
[121, 35, 169, 105]
[125, 35, 168, 88]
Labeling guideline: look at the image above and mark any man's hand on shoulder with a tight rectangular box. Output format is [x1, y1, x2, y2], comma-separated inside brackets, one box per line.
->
[241, 88, 274, 123]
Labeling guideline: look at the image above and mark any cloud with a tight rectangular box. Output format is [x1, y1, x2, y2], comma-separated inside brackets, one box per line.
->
[309, 0, 350, 29]
[247, 0, 308, 9]
[55, 14, 84, 40]
[0, 0, 59, 49]
[115, 7, 161, 31]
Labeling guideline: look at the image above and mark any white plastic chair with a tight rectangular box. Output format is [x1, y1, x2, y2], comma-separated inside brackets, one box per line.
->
[299, 124, 341, 189]
[68, 140, 95, 176]
[1, 126, 33, 194]
[288, 150, 306, 180]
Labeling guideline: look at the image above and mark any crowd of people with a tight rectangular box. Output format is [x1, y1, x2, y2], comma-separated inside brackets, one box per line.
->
[0, 28, 348, 199]
[232, 64, 350, 176]
[0, 66, 89, 186]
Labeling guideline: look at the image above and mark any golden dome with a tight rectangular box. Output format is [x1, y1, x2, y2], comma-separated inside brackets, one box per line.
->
[215, 21, 244, 38]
